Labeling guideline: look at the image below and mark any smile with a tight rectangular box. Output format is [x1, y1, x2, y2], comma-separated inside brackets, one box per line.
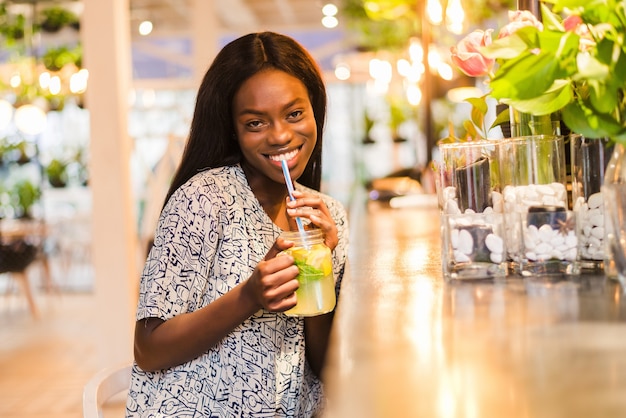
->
[267, 148, 300, 162]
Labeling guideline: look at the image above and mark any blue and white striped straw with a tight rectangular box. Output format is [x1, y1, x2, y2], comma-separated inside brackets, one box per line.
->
[281, 159, 306, 235]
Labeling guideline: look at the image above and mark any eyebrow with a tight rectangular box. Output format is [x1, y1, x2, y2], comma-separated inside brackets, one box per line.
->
[237, 97, 306, 117]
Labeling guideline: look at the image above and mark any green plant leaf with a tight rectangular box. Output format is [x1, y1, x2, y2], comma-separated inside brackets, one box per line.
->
[577, 51, 610, 81]
[501, 79, 573, 115]
[465, 95, 488, 133]
[563, 100, 626, 139]
[541, 3, 565, 32]
[588, 80, 618, 114]
[481, 33, 529, 60]
[490, 106, 511, 130]
[465, 96, 488, 114]
[463, 119, 481, 140]
[490, 52, 559, 100]
[547, 0, 608, 14]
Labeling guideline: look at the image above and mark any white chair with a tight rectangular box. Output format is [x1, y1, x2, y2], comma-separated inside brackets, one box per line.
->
[83, 362, 133, 418]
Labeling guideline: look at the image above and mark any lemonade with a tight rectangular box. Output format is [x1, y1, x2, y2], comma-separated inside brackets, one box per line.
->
[281, 230, 336, 317]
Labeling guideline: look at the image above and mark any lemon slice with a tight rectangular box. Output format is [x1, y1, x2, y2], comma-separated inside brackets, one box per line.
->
[306, 246, 332, 276]
[289, 248, 309, 262]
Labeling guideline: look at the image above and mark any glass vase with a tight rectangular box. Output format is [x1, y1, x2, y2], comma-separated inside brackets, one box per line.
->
[602, 142, 626, 283]
[436, 140, 502, 215]
[436, 140, 507, 281]
[570, 134, 613, 271]
[497, 134, 571, 273]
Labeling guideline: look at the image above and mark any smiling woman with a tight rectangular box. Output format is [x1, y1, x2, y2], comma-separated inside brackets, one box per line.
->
[233, 69, 318, 198]
[125, 31, 349, 418]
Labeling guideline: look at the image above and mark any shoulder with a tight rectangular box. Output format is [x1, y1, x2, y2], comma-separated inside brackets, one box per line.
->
[180, 165, 245, 192]
[166, 165, 247, 207]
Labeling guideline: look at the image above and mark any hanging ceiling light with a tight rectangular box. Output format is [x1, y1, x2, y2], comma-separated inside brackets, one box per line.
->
[426, 0, 443, 25]
[14, 103, 47, 136]
[322, 3, 339, 28]
[446, 0, 465, 34]
[139, 20, 153, 36]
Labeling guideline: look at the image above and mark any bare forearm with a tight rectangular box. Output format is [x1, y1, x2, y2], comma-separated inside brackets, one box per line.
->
[304, 312, 335, 377]
[134, 281, 260, 371]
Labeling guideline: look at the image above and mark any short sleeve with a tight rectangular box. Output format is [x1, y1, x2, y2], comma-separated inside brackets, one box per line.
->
[136, 179, 222, 321]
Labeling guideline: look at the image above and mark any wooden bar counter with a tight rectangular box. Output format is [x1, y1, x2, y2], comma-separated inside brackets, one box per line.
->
[322, 198, 626, 418]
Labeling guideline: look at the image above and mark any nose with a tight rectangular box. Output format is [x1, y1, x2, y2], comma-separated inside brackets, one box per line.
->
[268, 120, 293, 145]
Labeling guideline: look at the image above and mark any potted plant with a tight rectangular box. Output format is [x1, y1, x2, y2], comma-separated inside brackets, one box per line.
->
[0, 4, 28, 43]
[45, 158, 68, 188]
[42, 44, 82, 72]
[15, 140, 34, 165]
[39, 6, 80, 33]
[388, 99, 410, 143]
[362, 112, 376, 144]
[11, 179, 41, 219]
[451, 1, 625, 141]
[450, 0, 626, 278]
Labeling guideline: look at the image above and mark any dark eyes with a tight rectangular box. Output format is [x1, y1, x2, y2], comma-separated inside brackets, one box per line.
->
[246, 120, 264, 129]
[244, 110, 304, 130]
[287, 110, 303, 119]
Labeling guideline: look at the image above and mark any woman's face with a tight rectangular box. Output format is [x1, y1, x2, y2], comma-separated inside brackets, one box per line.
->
[232, 69, 317, 187]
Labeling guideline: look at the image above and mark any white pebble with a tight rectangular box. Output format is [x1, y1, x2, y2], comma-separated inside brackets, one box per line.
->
[485, 233, 504, 253]
[589, 215, 604, 228]
[591, 226, 605, 239]
[454, 250, 470, 263]
[588, 192, 603, 209]
[565, 248, 577, 260]
[573, 196, 585, 211]
[565, 232, 578, 246]
[538, 224, 556, 241]
[450, 228, 459, 248]
[445, 199, 461, 214]
[535, 242, 552, 254]
[589, 236, 602, 248]
[457, 229, 474, 255]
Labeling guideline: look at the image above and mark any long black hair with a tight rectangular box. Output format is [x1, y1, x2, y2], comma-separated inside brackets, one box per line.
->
[164, 32, 327, 207]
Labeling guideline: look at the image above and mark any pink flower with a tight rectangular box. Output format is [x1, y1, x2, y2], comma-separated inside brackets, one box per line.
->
[563, 15, 583, 32]
[498, 10, 543, 38]
[450, 29, 494, 78]
[563, 14, 593, 50]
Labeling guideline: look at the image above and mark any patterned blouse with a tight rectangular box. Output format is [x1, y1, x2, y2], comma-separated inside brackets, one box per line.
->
[125, 164, 349, 417]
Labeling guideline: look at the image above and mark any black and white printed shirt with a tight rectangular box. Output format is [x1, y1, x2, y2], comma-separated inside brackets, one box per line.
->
[125, 164, 348, 417]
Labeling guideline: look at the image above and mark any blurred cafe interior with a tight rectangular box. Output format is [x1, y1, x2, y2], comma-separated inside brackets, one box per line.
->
[3, 0, 626, 417]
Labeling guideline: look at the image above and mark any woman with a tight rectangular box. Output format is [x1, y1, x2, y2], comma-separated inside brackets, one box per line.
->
[125, 32, 349, 417]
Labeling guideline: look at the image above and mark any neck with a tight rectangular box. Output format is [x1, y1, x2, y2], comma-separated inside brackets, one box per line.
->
[241, 163, 290, 228]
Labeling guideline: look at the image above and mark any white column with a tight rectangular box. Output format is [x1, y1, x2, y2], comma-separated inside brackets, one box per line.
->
[191, 0, 220, 86]
[81, 0, 137, 368]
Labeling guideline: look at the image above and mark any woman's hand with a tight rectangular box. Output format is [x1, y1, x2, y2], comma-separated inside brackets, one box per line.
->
[135, 237, 301, 371]
[244, 237, 300, 312]
[286, 190, 339, 251]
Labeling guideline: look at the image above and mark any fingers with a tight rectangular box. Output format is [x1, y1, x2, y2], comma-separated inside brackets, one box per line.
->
[264, 236, 295, 261]
[286, 192, 330, 224]
[286, 190, 339, 250]
[252, 256, 300, 312]
[287, 191, 331, 215]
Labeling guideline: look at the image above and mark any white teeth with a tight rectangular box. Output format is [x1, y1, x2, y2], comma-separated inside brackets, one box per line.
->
[269, 149, 298, 161]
